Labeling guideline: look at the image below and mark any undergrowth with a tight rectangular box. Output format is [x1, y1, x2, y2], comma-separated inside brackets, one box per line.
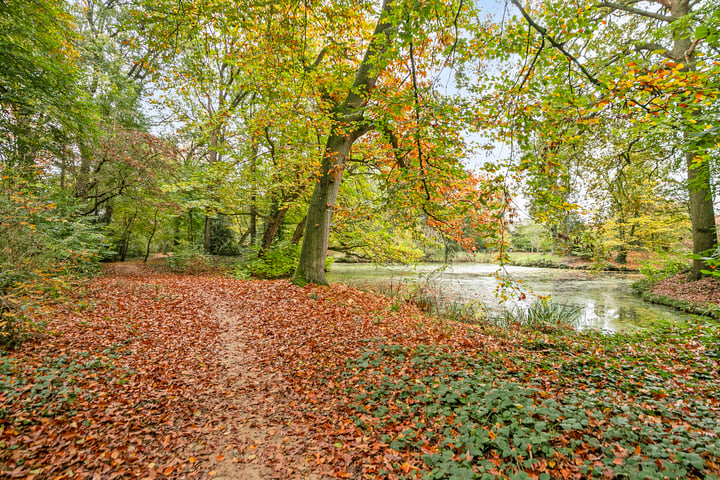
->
[344, 320, 720, 479]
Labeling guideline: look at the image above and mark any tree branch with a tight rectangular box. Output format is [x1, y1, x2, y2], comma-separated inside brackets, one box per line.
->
[629, 41, 673, 58]
[646, 0, 672, 9]
[685, 38, 701, 59]
[510, 0, 603, 88]
[304, 47, 327, 73]
[376, 123, 410, 168]
[595, 1, 673, 22]
[518, 37, 545, 92]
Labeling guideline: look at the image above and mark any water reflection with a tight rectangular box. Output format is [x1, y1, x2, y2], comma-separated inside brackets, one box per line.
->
[326, 263, 695, 332]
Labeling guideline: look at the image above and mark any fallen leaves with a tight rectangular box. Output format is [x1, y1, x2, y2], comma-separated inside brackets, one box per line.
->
[1, 264, 719, 479]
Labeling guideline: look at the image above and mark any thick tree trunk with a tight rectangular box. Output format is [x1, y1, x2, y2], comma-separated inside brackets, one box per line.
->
[670, 0, 717, 280]
[292, 0, 395, 285]
[687, 151, 717, 279]
[293, 135, 354, 285]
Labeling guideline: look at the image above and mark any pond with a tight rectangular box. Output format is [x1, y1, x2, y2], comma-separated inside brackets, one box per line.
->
[326, 262, 696, 332]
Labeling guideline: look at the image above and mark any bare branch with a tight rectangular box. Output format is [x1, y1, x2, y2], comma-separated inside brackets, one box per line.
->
[685, 38, 702, 60]
[629, 41, 673, 58]
[595, 2, 673, 22]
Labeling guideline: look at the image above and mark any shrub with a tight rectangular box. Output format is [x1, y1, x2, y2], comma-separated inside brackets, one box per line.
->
[638, 252, 689, 283]
[234, 241, 300, 279]
[0, 187, 110, 348]
[233, 241, 336, 280]
[164, 243, 218, 274]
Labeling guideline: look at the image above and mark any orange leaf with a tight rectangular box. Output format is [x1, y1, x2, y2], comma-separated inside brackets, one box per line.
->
[216, 454, 225, 462]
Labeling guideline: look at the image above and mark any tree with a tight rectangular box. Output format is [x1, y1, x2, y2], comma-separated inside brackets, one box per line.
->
[292, 0, 397, 285]
[475, 0, 718, 278]
[293, 0, 502, 284]
[0, 0, 87, 173]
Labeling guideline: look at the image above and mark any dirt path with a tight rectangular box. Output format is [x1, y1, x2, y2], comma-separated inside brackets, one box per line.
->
[0, 264, 330, 479]
[198, 290, 323, 480]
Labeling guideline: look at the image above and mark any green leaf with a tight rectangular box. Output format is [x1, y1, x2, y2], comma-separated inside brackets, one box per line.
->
[694, 25, 709, 39]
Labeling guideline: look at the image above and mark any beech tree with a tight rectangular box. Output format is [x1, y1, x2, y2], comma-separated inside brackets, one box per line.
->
[292, 0, 396, 285]
[293, 0, 502, 285]
[474, 0, 719, 277]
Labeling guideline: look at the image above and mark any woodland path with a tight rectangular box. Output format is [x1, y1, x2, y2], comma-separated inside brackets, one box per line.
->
[3, 263, 374, 479]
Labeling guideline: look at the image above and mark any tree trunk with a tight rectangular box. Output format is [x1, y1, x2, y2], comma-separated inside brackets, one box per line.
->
[144, 209, 159, 263]
[118, 212, 136, 261]
[203, 125, 221, 253]
[203, 215, 212, 254]
[687, 151, 717, 279]
[293, 135, 354, 285]
[291, 215, 307, 244]
[670, 0, 717, 280]
[249, 204, 257, 245]
[615, 218, 628, 264]
[292, 0, 395, 285]
[101, 202, 113, 225]
[259, 199, 289, 256]
[249, 143, 258, 246]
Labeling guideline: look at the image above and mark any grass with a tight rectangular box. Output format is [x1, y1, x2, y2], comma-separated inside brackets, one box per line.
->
[498, 301, 581, 332]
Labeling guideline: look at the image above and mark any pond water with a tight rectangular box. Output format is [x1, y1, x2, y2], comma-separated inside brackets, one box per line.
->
[326, 263, 696, 332]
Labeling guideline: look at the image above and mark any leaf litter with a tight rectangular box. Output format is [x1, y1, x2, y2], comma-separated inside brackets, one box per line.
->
[1, 263, 718, 479]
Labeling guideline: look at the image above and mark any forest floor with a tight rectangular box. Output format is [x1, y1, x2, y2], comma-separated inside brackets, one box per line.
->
[649, 274, 720, 308]
[1, 263, 719, 479]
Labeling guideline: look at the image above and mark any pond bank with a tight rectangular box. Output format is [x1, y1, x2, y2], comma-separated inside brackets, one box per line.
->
[334, 252, 641, 272]
[638, 273, 720, 319]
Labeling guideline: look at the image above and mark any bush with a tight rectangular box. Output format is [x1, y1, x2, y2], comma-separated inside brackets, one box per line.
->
[164, 243, 218, 274]
[233, 241, 335, 280]
[234, 241, 300, 279]
[0, 186, 110, 348]
[638, 252, 689, 283]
